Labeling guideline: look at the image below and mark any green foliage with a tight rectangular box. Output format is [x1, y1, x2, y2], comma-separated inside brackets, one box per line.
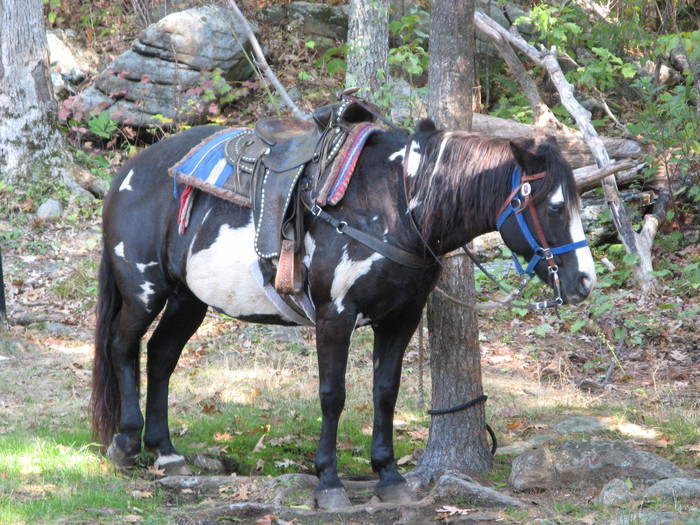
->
[387, 7, 429, 78]
[517, 3, 583, 50]
[315, 44, 348, 77]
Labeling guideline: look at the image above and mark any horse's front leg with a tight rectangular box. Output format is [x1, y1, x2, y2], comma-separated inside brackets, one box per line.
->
[313, 314, 354, 509]
[371, 317, 420, 503]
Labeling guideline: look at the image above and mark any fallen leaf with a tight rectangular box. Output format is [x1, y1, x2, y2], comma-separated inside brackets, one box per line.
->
[253, 433, 267, 452]
[147, 465, 166, 477]
[396, 454, 414, 466]
[130, 490, 153, 499]
[256, 515, 276, 525]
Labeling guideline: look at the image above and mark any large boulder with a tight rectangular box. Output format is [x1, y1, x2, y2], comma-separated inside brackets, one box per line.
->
[47, 29, 99, 98]
[68, 5, 257, 129]
[509, 441, 688, 491]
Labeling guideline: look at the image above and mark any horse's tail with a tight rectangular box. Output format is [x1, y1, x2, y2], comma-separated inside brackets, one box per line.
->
[90, 246, 125, 446]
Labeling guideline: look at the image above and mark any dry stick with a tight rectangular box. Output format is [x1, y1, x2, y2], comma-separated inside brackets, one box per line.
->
[225, 0, 304, 119]
[474, 12, 660, 290]
[474, 14, 564, 130]
[574, 159, 645, 194]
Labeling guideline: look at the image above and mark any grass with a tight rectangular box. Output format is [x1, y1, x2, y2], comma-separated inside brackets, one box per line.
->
[0, 431, 167, 524]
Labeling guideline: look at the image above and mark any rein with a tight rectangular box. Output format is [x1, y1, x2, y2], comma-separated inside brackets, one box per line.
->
[0, 250, 7, 329]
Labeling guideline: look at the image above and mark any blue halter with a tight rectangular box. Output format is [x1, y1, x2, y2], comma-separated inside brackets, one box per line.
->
[496, 167, 589, 279]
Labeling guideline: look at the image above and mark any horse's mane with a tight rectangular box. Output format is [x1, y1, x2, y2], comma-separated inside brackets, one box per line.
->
[408, 120, 579, 245]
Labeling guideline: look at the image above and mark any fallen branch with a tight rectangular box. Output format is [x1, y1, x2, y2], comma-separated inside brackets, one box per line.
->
[574, 160, 645, 193]
[471, 113, 642, 169]
[225, 0, 304, 118]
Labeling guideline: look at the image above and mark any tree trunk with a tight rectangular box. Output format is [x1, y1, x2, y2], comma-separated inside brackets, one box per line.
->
[0, 0, 82, 193]
[410, 0, 492, 487]
[345, 0, 389, 103]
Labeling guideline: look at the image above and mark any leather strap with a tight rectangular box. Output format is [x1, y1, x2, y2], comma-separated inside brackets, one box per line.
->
[304, 197, 430, 269]
[275, 240, 302, 294]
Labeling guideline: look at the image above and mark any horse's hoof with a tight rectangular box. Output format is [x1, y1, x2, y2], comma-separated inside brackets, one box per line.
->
[314, 487, 352, 509]
[154, 454, 193, 476]
[375, 481, 417, 504]
[107, 438, 137, 469]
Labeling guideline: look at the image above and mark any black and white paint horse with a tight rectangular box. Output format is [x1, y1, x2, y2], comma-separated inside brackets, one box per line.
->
[91, 120, 595, 507]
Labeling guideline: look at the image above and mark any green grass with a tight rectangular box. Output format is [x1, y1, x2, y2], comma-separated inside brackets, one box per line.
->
[0, 431, 167, 524]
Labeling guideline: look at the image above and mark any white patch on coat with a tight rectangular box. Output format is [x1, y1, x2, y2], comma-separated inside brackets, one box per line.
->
[119, 170, 135, 192]
[551, 186, 596, 288]
[388, 142, 421, 177]
[136, 261, 157, 273]
[405, 140, 422, 178]
[388, 149, 404, 162]
[331, 247, 383, 313]
[304, 232, 316, 268]
[114, 242, 126, 259]
[186, 219, 279, 319]
[408, 197, 421, 210]
[139, 281, 155, 310]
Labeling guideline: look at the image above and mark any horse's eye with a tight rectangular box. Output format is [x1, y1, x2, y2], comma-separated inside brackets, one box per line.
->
[549, 203, 563, 214]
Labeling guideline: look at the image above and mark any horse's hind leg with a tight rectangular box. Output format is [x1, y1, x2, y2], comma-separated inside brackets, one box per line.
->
[107, 301, 163, 467]
[144, 286, 208, 475]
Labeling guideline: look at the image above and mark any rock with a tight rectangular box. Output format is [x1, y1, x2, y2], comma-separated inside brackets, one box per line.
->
[598, 478, 632, 505]
[495, 441, 535, 456]
[71, 5, 257, 129]
[644, 478, 700, 500]
[607, 511, 687, 525]
[47, 29, 98, 98]
[37, 199, 63, 220]
[553, 416, 607, 434]
[432, 471, 526, 508]
[191, 453, 226, 474]
[509, 441, 688, 491]
[260, 1, 349, 40]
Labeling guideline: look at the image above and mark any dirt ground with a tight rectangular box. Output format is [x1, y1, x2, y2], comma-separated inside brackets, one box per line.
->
[1, 210, 699, 523]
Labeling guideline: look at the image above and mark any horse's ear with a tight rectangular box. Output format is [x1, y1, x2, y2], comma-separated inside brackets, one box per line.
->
[509, 140, 540, 170]
[415, 119, 437, 133]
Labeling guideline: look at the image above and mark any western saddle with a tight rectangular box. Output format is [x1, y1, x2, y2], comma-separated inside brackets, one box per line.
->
[221, 90, 386, 296]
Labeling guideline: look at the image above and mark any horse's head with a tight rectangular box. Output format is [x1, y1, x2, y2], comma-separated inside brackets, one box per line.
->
[496, 139, 596, 305]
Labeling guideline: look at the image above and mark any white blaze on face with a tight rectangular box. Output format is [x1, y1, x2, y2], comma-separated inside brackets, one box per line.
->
[186, 220, 279, 318]
[551, 186, 597, 290]
[331, 246, 383, 313]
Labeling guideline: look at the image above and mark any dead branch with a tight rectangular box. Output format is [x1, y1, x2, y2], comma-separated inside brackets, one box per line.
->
[225, 0, 304, 119]
[574, 160, 645, 193]
[474, 14, 564, 129]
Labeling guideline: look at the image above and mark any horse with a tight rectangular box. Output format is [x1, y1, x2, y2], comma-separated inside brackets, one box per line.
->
[91, 118, 596, 508]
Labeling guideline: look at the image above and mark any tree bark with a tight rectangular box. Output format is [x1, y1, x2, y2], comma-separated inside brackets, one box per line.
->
[0, 0, 82, 194]
[410, 0, 491, 487]
[345, 0, 389, 103]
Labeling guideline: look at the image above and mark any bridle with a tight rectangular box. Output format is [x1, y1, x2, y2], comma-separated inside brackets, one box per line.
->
[494, 166, 589, 309]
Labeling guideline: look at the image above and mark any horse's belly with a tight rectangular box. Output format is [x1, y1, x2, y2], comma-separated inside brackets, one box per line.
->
[185, 221, 281, 320]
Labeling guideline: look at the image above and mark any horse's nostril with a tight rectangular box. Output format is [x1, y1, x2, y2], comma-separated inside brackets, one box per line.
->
[578, 274, 592, 297]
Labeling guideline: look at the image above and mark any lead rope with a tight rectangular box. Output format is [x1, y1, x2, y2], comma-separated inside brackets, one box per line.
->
[417, 316, 425, 410]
